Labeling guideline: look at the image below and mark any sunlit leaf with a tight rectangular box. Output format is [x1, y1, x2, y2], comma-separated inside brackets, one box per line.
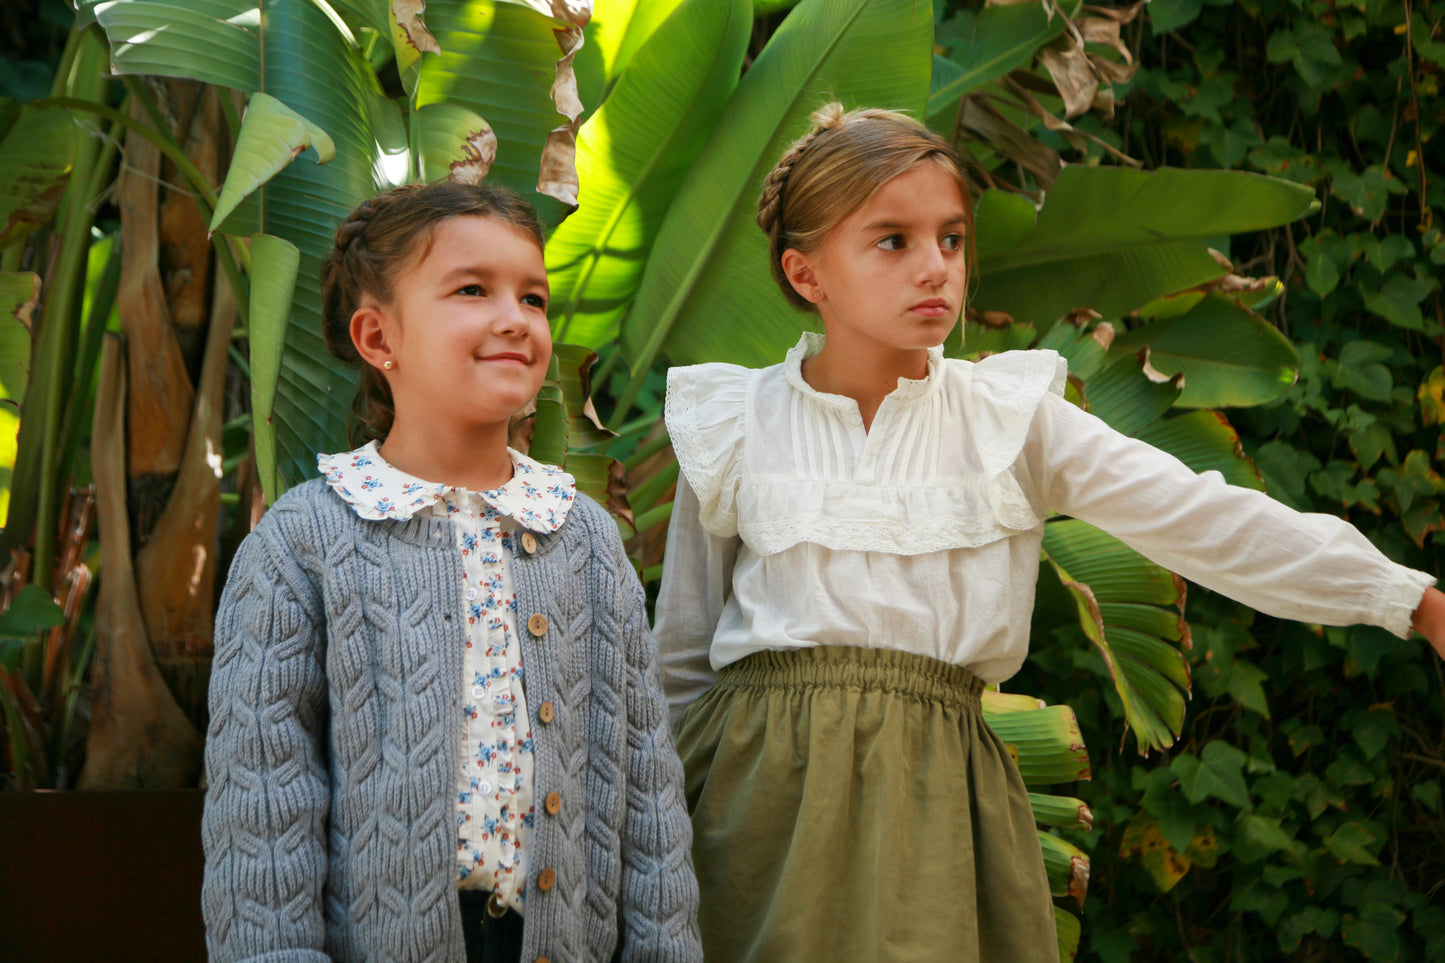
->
[548, 0, 749, 347]
[210, 92, 336, 233]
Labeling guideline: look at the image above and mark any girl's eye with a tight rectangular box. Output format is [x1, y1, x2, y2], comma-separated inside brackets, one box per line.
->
[877, 235, 905, 251]
[522, 293, 548, 309]
[457, 284, 484, 296]
[941, 233, 964, 251]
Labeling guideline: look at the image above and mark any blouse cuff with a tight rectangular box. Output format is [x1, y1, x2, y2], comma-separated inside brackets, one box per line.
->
[1370, 565, 1438, 639]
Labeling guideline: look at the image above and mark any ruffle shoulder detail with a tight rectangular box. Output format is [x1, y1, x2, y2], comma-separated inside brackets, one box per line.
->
[664, 362, 752, 538]
[954, 348, 1068, 532]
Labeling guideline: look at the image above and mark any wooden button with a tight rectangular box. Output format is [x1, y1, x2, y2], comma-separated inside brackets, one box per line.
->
[535, 957, 550, 963]
[538, 701, 555, 724]
[544, 791, 561, 815]
[527, 613, 548, 637]
[520, 531, 538, 554]
[537, 867, 556, 892]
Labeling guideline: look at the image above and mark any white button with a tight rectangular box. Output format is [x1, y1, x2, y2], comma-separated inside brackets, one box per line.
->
[471, 685, 485, 698]
[847, 412, 862, 427]
[466, 587, 478, 600]
[478, 780, 494, 795]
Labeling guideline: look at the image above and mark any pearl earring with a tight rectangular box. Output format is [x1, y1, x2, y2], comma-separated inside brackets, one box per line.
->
[383, 360, 394, 370]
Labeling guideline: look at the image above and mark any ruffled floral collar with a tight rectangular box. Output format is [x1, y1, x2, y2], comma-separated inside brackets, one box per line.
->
[317, 440, 575, 531]
[783, 332, 944, 407]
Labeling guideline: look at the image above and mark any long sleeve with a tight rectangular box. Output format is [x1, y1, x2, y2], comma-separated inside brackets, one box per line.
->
[599, 520, 704, 961]
[653, 472, 740, 724]
[1030, 392, 1436, 637]
[201, 527, 332, 963]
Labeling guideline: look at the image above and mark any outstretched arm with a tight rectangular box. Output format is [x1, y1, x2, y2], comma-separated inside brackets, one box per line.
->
[1031, 393, 1440, 652]
[202, 529, 332, 963]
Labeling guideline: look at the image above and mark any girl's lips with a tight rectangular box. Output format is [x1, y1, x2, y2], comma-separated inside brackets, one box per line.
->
[480, 352, 530, 364]
[911, 299, 950, 317]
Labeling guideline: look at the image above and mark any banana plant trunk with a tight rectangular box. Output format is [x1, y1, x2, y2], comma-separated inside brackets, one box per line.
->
[79, 81, 233, 789]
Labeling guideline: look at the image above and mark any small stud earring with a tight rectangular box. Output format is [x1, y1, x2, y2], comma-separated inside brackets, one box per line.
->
[811, 289, 824, 302]
[383, 360, 394, 370]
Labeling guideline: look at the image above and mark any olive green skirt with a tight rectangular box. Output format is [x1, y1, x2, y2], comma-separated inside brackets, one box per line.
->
[676, 645, 1057, 963]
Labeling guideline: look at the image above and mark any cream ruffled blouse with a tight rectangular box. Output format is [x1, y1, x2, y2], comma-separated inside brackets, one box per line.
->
[654, 333, 1435, 717]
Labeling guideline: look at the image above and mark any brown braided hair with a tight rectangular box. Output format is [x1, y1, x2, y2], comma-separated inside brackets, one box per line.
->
[757, 103, 977, 311]
[320, 181, 545, 445]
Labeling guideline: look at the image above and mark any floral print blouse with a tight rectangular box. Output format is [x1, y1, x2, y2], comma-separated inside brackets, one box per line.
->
[319, 440, 576, 912]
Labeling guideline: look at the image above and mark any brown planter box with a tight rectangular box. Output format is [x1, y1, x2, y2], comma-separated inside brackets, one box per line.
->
[0, 789, 206, 962]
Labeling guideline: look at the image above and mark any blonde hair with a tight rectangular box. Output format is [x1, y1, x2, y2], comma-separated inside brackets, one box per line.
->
[756, 103, 976, 311]
[320, 181, 545, 445]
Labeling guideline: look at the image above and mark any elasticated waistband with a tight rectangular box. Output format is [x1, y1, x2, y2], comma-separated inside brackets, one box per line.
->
[712, 644, 984, 710]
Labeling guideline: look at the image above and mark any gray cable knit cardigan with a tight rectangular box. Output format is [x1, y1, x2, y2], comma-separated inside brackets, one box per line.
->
[202, 479, 702, 963]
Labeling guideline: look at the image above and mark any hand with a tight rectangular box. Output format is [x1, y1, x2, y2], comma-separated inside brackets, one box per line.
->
[1413, 586, 1445, 661]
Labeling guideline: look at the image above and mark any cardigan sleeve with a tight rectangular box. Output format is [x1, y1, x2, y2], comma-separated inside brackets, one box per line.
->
[201, 526, 332, 963]
[654, 472, 739, 725]
[600, 518, 705, 961]
[1030, 392, 1436, 638]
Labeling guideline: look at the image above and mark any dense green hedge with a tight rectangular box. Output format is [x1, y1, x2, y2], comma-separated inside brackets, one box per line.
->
[1014, 1, 1445, 960]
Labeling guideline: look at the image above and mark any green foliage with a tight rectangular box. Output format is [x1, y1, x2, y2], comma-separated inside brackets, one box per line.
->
[1013, 0, 1445, 958]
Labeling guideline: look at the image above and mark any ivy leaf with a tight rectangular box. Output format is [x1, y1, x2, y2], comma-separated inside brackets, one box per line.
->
[1172, 741, 1251, 808]
[1418, 365, 1445, 426]
[1341, 902, 1404, 961]
[1412, 780, 1441, 810]
[1324, 820, 1382, 865]
[1349, 422, 1396, 472]
[1361, 275, 1437, 332]
[1234, 813, 1299, 863]
[1359, 234, 1414, 272]
[1330, 164, 1405, 223]
[1149, 0, 1204, 33]
[1225, 660, 1270, 717]
[1278, 906, 1340, 954]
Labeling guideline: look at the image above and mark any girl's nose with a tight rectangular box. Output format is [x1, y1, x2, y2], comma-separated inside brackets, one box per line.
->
[917, 243, 948, 285]
[493, 298, 527, 334]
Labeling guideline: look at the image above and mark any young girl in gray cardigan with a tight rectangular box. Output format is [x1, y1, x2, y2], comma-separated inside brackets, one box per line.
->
[202, 181, 702, 963]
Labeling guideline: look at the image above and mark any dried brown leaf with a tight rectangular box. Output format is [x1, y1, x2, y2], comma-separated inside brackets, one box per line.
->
[978, 309, 1016, 329]
[1091, 320, 1116, 349]
[449, 126, 498, 186]
[394, 0, 440, 54]
[1136, 348, 1179, 386]
[1038, 41, 1098, 119]
[959, 96, 1063, 186]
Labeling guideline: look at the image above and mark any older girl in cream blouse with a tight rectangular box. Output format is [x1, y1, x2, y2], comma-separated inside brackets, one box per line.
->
[653, 103, 1445, 963]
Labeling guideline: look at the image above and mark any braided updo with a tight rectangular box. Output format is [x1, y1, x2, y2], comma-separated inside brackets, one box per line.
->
[757, 103, 975, 311]
[320, 181, 545, 444]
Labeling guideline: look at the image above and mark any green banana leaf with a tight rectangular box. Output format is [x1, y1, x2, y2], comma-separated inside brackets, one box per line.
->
[87, 0, 263, 90]
[1112, 292, 1300, 409]
[1136, 411, 1265, 489]
[0, 100, 78, 251]
[972, 167, 1319, 326]
[1055, 907, 1081, 962]
[413, 0, 585, 223]
[208, 92, 336, 233]
[547, 0, 749, 347]
[574, 0, 689, 112]
[618, 0, 934, 377]
[1043, 517, 1191, 753]
[528, 343, 632, 527]
[248, 234, 301, 501]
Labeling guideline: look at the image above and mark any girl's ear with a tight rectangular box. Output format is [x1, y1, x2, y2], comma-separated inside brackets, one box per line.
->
[781, 248, 821, 303]
[350, 303, 395, 372]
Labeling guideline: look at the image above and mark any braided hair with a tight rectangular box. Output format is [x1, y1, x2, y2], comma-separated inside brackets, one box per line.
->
[320, 181, 545, 444]
[756, 103, 976, 311]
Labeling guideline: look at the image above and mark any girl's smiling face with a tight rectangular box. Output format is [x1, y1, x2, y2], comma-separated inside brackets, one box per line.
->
[359, 214, 552, 432]
[784, 162, 969, 359]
